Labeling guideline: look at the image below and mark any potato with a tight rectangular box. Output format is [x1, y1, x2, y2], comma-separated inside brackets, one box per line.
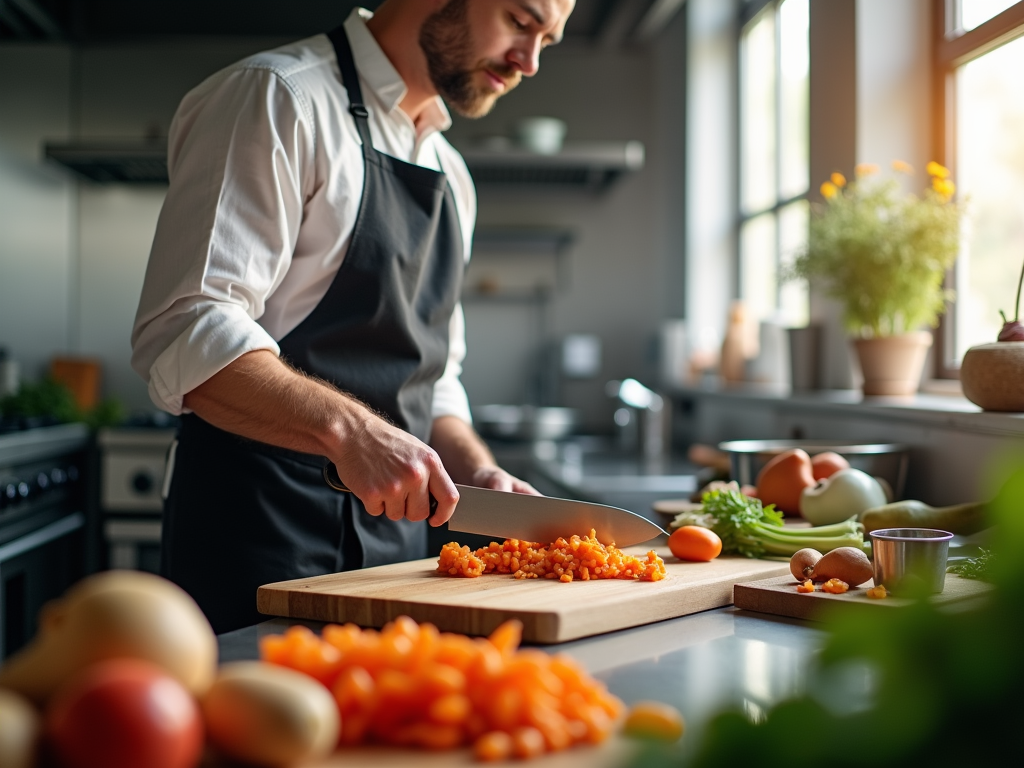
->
[790, 548, 822, 581]
[811, 547, 873, 587]
[0, 571, 217, 705]
[203, 661, 339, 767]
[0, 688, 41, 768]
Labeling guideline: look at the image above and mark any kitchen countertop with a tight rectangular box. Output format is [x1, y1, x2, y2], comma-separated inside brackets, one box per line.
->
[218, 605, 850, 761]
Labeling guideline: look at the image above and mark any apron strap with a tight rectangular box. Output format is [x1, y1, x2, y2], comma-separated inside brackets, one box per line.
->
[327, 25, 374, 150]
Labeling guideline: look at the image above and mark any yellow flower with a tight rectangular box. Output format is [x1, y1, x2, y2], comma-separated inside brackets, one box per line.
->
[855, 163, 879, 177]
[831, 172, 847, 187]
[932, 178, 956, 199]
[892, 160, 915, 174]
[926, 161, 951, 179]
[820, 181, 838, 199]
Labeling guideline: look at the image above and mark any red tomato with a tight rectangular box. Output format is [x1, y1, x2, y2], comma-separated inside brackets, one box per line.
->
[668, 526, 723, 562]
[46, 659, 203, 768]
[756, 448, 815, 514]
[810, 451, 850, 481]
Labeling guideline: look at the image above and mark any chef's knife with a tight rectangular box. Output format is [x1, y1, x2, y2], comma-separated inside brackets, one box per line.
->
[323, 462, 665, 547]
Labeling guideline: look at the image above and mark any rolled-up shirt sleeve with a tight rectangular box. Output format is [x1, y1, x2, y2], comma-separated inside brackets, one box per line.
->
[431, 303, 472, 425]
[131, 64, 314, 414]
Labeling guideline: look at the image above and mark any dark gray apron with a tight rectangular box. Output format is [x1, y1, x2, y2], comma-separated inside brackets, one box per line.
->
[161, 25, 465, 635]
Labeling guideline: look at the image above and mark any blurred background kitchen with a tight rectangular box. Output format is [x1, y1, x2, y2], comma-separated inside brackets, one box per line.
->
[3, 0, 1024, 653]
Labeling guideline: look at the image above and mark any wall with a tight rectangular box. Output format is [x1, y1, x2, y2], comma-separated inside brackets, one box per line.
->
[0, 45, 74, 383]
[0, 37, 289, 410]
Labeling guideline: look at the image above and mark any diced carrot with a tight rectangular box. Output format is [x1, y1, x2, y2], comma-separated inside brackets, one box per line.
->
[796, 579, 815, 593]
[623, 700, 685, 742]
[259, 613, 624, 754]
[429, 693, 471, 725]
[512, 726, 547, 759]
[474, 731, 514, 762]
[488, 619, 523, 657]
[822, 578, 850, 594]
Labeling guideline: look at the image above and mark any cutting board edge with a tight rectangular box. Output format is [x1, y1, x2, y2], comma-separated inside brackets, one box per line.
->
[257, 586, 565, 642]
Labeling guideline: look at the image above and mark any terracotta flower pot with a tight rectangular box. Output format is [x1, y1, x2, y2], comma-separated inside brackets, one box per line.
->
[960, 342, 1024, 412]
[852, 332, 933, 396]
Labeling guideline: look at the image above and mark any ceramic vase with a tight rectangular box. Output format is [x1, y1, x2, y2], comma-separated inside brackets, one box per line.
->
[853, 332, 932, 396]
[960, 342, 1024, 411]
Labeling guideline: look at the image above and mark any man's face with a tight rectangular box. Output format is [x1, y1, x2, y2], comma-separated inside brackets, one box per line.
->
[419, 0, 575, 118]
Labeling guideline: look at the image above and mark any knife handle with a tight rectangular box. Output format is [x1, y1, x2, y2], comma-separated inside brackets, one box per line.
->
[322, 462, 438, 515]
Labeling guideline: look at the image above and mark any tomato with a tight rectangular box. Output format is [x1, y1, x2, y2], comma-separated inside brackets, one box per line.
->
[810, 451, 850, 481]
[668, 526, 722, 562]
[756, 448, 815, 514]
[46, 659, 203, 768]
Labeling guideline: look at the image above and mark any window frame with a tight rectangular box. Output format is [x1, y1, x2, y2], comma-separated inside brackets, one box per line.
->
[736, 0, 810, 321]
[933, 0, 1024, 377]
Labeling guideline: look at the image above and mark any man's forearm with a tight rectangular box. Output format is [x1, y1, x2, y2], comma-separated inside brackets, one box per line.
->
[181, 349, 364, 457]
[181, 349, 461, 523]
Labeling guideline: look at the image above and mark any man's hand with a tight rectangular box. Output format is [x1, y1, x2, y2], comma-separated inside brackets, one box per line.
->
[430, 415, 540, 496]
[182, 350, 460, 525]
[330, 414, 460, 525]
[468, 465, 539, 495]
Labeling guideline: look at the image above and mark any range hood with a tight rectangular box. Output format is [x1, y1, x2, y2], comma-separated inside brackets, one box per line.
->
[44, 138, 645, 190]
[44, 140, 169, 184]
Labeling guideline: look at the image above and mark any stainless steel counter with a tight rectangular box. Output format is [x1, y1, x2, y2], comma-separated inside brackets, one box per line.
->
[217, 606, 847, 758]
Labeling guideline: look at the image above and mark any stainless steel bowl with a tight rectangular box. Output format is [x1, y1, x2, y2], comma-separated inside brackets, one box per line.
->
[717, 439, 910, 499]
[870, 527, 953, 595]
[474, 405, 578, 442]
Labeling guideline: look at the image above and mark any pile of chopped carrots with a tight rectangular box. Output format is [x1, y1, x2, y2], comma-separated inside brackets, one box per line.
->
[260, 617, 623, 760]
[437, 529, 667, 583]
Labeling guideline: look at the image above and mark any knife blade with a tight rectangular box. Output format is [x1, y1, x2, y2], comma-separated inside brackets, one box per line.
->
[323, 462, 666, 547]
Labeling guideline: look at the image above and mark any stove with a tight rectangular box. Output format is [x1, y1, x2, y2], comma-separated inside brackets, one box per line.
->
[0, 423, 94, 658]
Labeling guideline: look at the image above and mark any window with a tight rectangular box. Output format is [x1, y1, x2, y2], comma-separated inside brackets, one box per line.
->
[738, 0, 810, 327]
[937, 0, 1024, 368]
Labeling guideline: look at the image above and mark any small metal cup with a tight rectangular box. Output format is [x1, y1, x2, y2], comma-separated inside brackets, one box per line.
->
[870, 528, 953, 595]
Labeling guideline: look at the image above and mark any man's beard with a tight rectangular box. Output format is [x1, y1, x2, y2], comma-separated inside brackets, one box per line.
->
[419, 0, 521, 118]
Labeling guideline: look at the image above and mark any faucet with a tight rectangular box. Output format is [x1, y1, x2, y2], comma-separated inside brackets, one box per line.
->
[606, 378, 667, 460]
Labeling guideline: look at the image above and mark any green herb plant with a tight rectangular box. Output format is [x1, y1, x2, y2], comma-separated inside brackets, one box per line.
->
[787, 162, 961, 338]
[0, 378, 125, 430]
[946, 548, 996, 582]
[671, 487, 867, 559]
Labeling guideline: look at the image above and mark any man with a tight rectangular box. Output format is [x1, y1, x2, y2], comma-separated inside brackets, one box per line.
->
[131, 0, 575, 633]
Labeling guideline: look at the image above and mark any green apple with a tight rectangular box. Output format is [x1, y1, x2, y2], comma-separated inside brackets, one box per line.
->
[800, 468, 887, 526]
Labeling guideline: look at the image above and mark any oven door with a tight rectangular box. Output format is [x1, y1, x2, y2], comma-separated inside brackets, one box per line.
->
[0, 512, 85, 658]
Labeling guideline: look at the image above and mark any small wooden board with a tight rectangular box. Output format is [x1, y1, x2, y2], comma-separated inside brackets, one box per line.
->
[733, 573, 994, 621]
[257, 549, 790, 644]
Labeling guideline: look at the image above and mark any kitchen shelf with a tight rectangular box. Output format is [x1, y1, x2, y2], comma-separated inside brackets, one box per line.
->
[460, 141, 645, 191]
[44, 140, 168, 183]
[44, 139, 646, 191]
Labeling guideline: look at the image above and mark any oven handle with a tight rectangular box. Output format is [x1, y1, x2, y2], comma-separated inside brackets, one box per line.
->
[0, 512, 85, 565]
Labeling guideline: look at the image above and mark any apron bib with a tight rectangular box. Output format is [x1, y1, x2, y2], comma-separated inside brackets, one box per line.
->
[162, 25, 465, 634]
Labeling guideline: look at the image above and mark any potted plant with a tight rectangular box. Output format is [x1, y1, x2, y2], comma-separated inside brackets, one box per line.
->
[789, 162, 962, 395]
[959, 257, 1024, 411]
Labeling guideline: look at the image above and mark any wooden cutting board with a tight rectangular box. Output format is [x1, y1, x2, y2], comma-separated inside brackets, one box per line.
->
[734, 573, 994, 621]
[257, 549, 790, 643]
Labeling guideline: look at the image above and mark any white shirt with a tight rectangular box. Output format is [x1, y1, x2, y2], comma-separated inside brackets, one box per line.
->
[131, 9, 475, 424]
